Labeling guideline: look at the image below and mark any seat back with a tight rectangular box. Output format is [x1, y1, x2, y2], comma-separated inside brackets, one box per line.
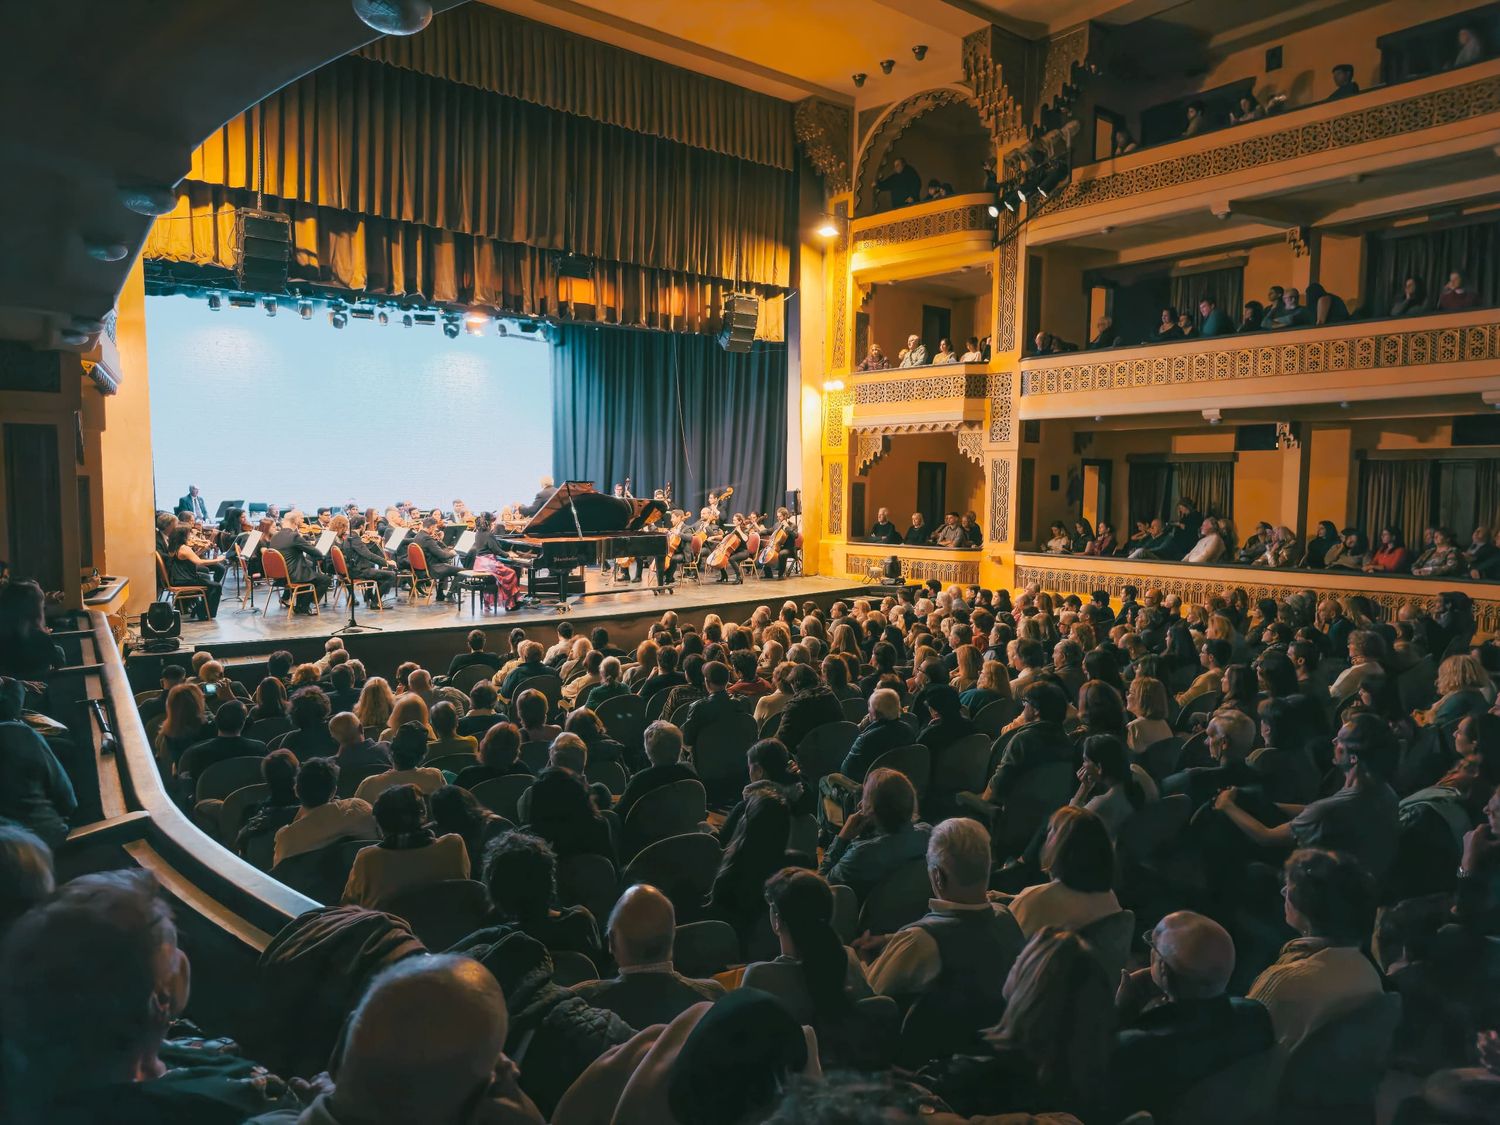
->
[218, 783, 270, 847]
[328, 545, 351, 579]
[270, 837, 375, 905]
[421, 753, 476, 774]
[787, 813, 818, 859]
[1116, 793, 1191, 866]
[550, 950, 599, 987]
[509, 674, 563, 716]
[796, 721, 859, 784]
[996, 759, 1075, 856]
[693, 713, 758, 805]
[1078, 908, 1135, 981]
[1140, 736, 1185, 780]
[470, 774, 534, 822]
[449, 665, 495, 695]
[643, 688, 672, 722]
[1396, 656, 1437, 713]
[624, 779, 708, 853]
[867, 745, 932, 796]
[557, 854, 621, 925]
[594, 694, 647, 748]
[248, 716, 294, 742]
[261, 548, 290, 583]
[929, 733, 992, 795]
[673, 919, 740, 979]
[898, 986, 1006, 1068]
[590, 759, 628, 796]
[406, 543, 429, 573]
[858, 858, 932, 935]
[830, 883, 858, 943]
[336, 762, 390, 799]
[519, 741, 550, 773]
[972, 698, 1019, 736]
[195, 756, 272, 804]
[1174, 691, 1220, 731]
[1167, 1050, 1277, 1125]
[382, 879, 490, 953]
[840, 696, 869, 724]
[758, 709, 785, 739]
[1277, 992, 1402, 1115]
[624, 832, 723, 918]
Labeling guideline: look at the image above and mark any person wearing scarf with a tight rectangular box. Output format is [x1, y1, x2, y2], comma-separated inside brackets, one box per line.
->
[341, 783, 468, 907]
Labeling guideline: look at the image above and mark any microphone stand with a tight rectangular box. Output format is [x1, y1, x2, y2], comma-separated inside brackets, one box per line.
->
[332, 564, 382, 636]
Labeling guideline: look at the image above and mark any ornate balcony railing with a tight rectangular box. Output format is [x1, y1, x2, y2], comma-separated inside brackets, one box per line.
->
[848, 193, 998, 279]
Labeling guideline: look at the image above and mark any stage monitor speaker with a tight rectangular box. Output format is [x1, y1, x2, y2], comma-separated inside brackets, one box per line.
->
[718, 293, 759, 353]
[786, 488, 801, 516]
[233, 208, 292, 293]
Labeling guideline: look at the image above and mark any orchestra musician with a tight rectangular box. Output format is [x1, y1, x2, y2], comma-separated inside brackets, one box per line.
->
[165, 524, 223, 619]
[315, 508, 333, 530]
[465, 511, 522, 610]
[452, 498, 474, 525]
[659, 509, 693, 585]
[758, 507, 798, 580]
[711, 512, 755, 585]
[335, 515, 396, 606]
[177, 485, 209, 522]
[267, 510, 331, 614]
[519, 476, 555, 518]
[413, 516, 462, 600]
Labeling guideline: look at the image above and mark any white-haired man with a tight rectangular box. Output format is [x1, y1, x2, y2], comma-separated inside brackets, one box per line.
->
[266, 509, 330, 613]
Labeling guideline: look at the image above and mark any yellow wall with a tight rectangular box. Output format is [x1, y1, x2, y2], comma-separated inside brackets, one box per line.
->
[864, 284, 978, 358]
[1306, 424, 1355, 532]
[100, 259, 159, 614]
[857, 433, 984, 528]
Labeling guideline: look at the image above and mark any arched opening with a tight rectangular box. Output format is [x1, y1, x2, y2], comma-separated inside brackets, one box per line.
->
[857, 93, 994, 214]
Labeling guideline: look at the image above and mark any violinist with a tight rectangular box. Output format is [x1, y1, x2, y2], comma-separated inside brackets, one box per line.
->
[335, 515, 396, 606]
[758, 507, 798, 579]
[315, 508, 333, 530]
[267, 511, 330, 614]
[452, 498, 474, 526]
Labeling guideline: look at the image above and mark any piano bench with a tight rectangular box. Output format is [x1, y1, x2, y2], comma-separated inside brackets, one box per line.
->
[457, 571, 499, 615]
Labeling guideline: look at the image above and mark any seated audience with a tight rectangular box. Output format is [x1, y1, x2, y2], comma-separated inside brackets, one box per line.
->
[1392, 276, 1429, 316]
[342, 783, 469, 907]
[1439, 270, 1480, 311]
[273, 757, 376, 866]
[354, 722, 446, 803]
[0, 824, 54, 940]
[743, 867, 872, 1026]
[1327, 61, 1360, 100]
[456, 720, 532, 790]
[820, 767, 931, 898]
[709, 790, 793, 946]
[481, 829, 603, 961]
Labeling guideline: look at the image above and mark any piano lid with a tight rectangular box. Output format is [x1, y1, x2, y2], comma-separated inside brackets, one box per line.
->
[519, 483, 669, 537]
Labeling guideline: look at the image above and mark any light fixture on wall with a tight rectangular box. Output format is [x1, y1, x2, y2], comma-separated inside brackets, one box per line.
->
[206, 292, 222, 312]
[823, 378, 845, 392]
[298, 299, 313, 320]
[262, 297, 277, 317]
[879, 58, 895, 75]
[815, 216, 840, 238]
[852, 73, 867, 87]
[911, 45, 928, 61]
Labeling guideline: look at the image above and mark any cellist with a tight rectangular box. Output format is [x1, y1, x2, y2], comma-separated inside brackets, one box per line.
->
[758, 507, 798, 580]
[659, 509, 693, 585]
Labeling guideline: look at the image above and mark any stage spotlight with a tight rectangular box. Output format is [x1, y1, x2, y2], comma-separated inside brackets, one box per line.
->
[464, 309, 488, 327]
[329, 307, 348, 329]
[816, 217, 839, 238]
[987, 202, 1000, 218]
[852, 73, 867, 87]
[1037, 163, 1071, 198]
[496, 321, 508, 337]
[912, 44, 928, 61]
[1002, 186, 1022, 212]
[377, 310, 389, 326]
[351, 0, 432, 36]
[401, 313, 414, 327]
[879, 58, 895, 74]
[263, 297, 277, 317]
[207, 292, 222, 312]
[298, 299, 313, 320]
[442, 318, 461, 339]
[350, 306, 375, 320]
[228, 294, 256, 309]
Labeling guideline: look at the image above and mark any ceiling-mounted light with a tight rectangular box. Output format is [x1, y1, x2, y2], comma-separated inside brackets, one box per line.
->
[350, 306, 376, 320]
[263, 297, 277, 317]
[351, 0, 433, 35]
[401, 313, 414, 327]
[912, 44, 928, 61]
[879, 59, 895, 75]
[228, 294, 256, 309]
[442, 318, 461, 339]
[118, 184, 178, 216]
[377, 310, 390, 326]
[329, 307, 348, 329]
[59, 329, 91, 347]
[207, 293, 223, 312]
[85, 239, 129, 262]
[464, 309, 488, 327]
[298, 299, 313, 320]
[496, 321, 509, 336]
[852, 73, 867, 87]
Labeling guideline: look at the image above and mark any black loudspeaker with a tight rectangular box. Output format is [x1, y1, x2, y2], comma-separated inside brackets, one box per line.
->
[139, 601, 182, 653]
[786, 489, 802, 516]
[718, 293, 759, 353]
[1453, 412, 1500, 445]
[1234, 423, 1279, 451]
[233, 208, 292, 293]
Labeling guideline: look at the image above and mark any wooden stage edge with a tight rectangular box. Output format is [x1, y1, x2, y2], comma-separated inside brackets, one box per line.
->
[141, 574, 876, 684]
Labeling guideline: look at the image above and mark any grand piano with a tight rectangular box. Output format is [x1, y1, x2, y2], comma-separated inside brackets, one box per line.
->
[496, 482, 670, 608]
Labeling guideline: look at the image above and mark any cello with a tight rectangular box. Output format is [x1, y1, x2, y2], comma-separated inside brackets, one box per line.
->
[706, 513, 747, 570]
[757, 521, 789, 568]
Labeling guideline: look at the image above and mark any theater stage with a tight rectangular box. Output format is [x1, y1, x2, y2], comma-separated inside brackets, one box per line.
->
[133, 572, 875, 688]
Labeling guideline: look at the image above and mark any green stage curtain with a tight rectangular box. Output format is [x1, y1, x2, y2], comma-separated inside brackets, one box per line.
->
[186, 55, 793, 289]
[1359, 459, 1432, 549]
[143, 185, 785, 340]
[359, 4, 794, 171]
[1364, 216, 1500, 314]
[551, 323, 788, 516]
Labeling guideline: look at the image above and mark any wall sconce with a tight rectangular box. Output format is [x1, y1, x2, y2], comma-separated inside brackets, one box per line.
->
[912, 45, 928, 61]
[852, 73, 867, 87]
[823, 379, 846, 392]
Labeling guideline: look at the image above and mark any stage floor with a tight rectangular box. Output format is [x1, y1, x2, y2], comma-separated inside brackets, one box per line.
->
[180, 571, 868, 654]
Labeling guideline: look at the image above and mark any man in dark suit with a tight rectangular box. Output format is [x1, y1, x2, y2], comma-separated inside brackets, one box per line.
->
[178, 485, 208, 521]
[267, 511, 330, 613]
[174, 701, 265, 803]
[571, 885, 724, 1027]
[680, 661, 741, 748]
[447, 630, 503, 679]
[498, 641, 551, 701]
[518, 475, 556, 518]
[413, 516, 461, 600]
[339, 521, 397, 604]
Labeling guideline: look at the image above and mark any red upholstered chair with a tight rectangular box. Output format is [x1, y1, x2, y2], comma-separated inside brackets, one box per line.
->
[155, 553, 208, 617]
[740, 531, 761, 579]
[682, 533, 706, 582]
[260, 548, 317, 618]
[329, 546, 382, 611]
[406, 542, 435, 604]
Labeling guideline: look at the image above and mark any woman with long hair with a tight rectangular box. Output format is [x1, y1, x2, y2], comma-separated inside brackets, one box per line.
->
[1045, 522, 1072, 553]
[1125, 676, 1172, 753]
[1076, 680, 1129, 741]
[1085, 520, 1117, 557]
[1364, 525, 1411, 574]
[1217, 664, 1259, 719]
[1070, 518, 1095, 554]
[742, 867, 871, 1027]
[953, 644, 983, 694]
[1072, 734, 1148, 837]
[0, 580, 63, 681]
[165, 524, 223, 619]
[1300, 519, 1340, 568]
[1422, 654, 1491, 728]
[354, 676, 395, 733]
[247, 676, 289, 725]
[709, 790, 792, 949]
[379, 692, 432, 742]
[155, 682, 208, 770]
[962, 660, 1012, 716]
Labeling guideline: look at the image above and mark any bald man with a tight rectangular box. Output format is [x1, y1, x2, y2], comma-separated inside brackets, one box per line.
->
[330, 711, 392, 771]
[570, 884, 724, 1027]
[1109, 911, 1273, 1120]
[257, 953, 542, 1124]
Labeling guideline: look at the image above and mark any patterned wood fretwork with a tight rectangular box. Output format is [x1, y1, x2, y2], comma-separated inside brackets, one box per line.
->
[852, 204, 995, 252]
[823, 387, 853, 448]
[855, 88, 977, 208]
[795, 98, 853, 192]
[1047, 73, 1500, 214]
[1014, 561, 1500, 636]
[830, 199, 850, 372]
[829, 462, 844, 535]
[987, 372, 1014, 443]
[989, 458, 1011, 543]
[849, 553, 981, 585]
[855, 371, 989, 403]
[956, 429, 984, 464]
[855, 430, 888, 473]
[996, 229, 1019, 354]
[961, 24, 1102, 145]
[1020, 319, 1500, 395]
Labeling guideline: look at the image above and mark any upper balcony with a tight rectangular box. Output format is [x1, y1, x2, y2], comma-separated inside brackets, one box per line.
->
[850, 362, 996, 432]
[1018, 308, 1500, 420]
[1026, 58, 1500, 253]
[848, 193, 997, 282]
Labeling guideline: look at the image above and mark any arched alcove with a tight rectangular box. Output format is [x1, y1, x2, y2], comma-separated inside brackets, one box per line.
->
[855, 89, 994, 213]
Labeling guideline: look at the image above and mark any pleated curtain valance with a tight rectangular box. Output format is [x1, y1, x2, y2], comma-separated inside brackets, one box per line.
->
[358, 4, 795, 172]
[185, 54, 793, 289]
[143, 183, 786, 339]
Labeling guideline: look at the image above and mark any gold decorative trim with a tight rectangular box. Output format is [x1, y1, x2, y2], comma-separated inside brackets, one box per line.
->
[849, 552, 980, 585]
[795, 98, 853, 193]
[856, 371, 989, 403]
[1014, 561, 1500, 635]
[990, 458, 1011, 544]
[961, 23, 1103, 146]
[823, 386, 853, 449]
[830, 199, 850, 372]
[956, 430, 985, 465]
[1020, 320, 1500, 395]
[1047, 73, 1500, 213]
[996, 230, 1020, 355]
[829, 462, 844, 535]
[852, 204, 995, 252]
[988, 371, 1014, 443]
[855, 431, 888, 474]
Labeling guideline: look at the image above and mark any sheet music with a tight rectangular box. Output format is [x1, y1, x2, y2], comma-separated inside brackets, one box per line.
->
[314, 530, 336, 556]
[239, 530, 262, 557]
[385, 528, 407, 552]
[455, 529, 476, 554]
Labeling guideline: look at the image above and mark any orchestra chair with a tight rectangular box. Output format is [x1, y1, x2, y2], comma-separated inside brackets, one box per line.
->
[236, 547, 262, 612]
[259, 548, 317, 618]
[405, 543, 436, 604]
[785, 533, 805, 577]
[329, 546, 382, 612]
[740, 532, 761, 580]
[681, 533, 705, 583]
[154, 553, 209, 618]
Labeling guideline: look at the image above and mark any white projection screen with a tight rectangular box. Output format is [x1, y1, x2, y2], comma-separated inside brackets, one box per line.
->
[145, 295, 553, 515]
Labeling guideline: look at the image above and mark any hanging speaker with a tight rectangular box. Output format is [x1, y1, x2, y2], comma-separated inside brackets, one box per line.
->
[232, 208, 292, 293]
[718, 293, 759, 353]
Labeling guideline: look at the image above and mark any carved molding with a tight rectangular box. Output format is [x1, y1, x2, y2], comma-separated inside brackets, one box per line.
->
[829, 462, 844, 535]
[1047, 73, 1500, 213]
[989, 457, 1012, 543]
[996, 229, 1020, 354]
[852, 203, 995, 252]
[830, 199, 850, 372]
[1013, 560, 1500, 636]
[1020, 319, 1500, 395]
[855, 430, 888, 473]
[956, 429, 985, 464]
[961, 22, 1103, 146]
[1276, 422, 1300, 450]
[823, 386, 853, 448]
[849, 552, 981, 585]
[795, 98, 853, 193]
[854, 87, 978, 209]
[1286, 225, 1310, 258]
[987, 371, 1014, 444]
[855, 370, 989, 403]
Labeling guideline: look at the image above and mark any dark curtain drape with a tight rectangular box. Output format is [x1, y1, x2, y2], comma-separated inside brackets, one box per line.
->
[551, 324, 788, 516]
[1358, 459, 1433, 548]
[1174, 461, 1235, 521]
[1477, 460, 1500, 533]
[1128, 463, 1173, 527]
[1365, 217, 1500, 315]
[143, 184, 785, 338]
[186, 55, 793, 289]
[1170, 266, 1243, 330]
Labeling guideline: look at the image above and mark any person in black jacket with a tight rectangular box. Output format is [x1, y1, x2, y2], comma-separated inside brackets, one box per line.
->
[775, 665, 843, 753]
[868, 507, 902, 544]
[266, 511, 330, 613]
[413, 516, 461, 600]
[336, 517, 396, 605]
[875, 157, 921, 208]
[680, 661, 742, 748]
